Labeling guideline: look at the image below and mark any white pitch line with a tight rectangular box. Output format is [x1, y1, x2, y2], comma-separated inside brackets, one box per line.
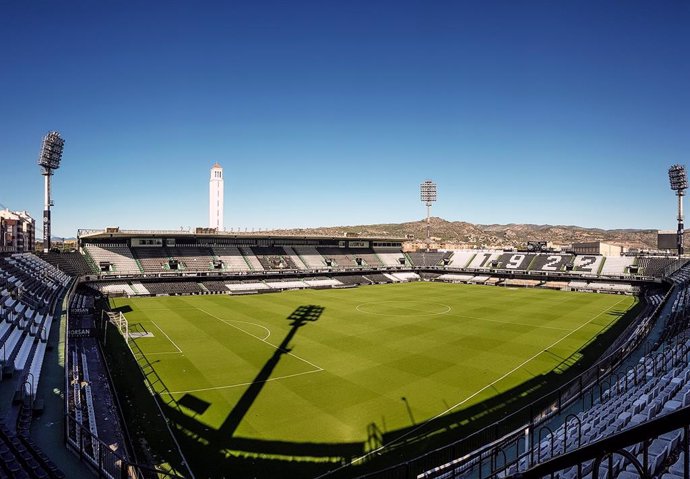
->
[197, 308, 323, 372]
[159, 369, 323, 395]
[349, 297, 628, 465]
[150, 320, 183, 354]
[225, 319, 272, 341]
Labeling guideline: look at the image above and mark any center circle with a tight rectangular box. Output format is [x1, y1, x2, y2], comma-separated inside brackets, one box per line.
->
[355, 300, 452, 316]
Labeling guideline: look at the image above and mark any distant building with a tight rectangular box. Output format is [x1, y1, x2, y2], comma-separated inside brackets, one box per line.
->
[0, 209, 35, 253]
[571, 241, 622, 256]
[209, 162, 224, 231]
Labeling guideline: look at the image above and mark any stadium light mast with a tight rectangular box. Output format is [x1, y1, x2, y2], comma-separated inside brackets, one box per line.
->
[420, 180, 437, 246]
[669, 164, 688, 257]
[38, 131, 64, 253]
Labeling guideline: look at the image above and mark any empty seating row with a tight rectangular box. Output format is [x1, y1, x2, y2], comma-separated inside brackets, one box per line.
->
[0, 419, 64, 478]
[374, 249, 407, 267]
[37, 252, 94, 277]
[239, 247, 264, 271]
[292, 246, 327, 268]
[265, 280, 309, 290]
[385, 272, 421, 282]
[572, 255, 605, 275]
[529, 254, 574, 272]
[166, 246, 215, 271]
[211, 246, 252, 271]
[638, 257, 686, 278]
[142, 282, 203, 295]
[225, 281, 269, 292]
[0, 254, 69, 478]
[466, 251, 502, 269]
[407, 251, 451, 267]
[362, 273, 394, 284]
[353, 251, 384, 267]
[131, 247, 171, 273]
[446, 250, 476, 268]
[282, 246, 307, 269]
[502, 343, 690, 479]
[251, 247, 298, 270]
[83, 244, 141, 274]
[333, 275, 369, 285]
[316, 248, 361, 267]
[303, 278, 343, 287]
[600, 256, 636, 277]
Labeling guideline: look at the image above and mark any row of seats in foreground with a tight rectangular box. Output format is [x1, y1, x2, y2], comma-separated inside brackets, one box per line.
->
[0, 253, 69, 478]
[487, 267, 690, 479]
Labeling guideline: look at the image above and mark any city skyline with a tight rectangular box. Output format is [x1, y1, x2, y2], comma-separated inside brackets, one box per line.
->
[1, 1, 688, 238]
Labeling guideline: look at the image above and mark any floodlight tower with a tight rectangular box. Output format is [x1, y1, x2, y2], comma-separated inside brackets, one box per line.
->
[38, 131, 64, 253]
[669, 164, 688, 257]
[420, 180, 437, 245]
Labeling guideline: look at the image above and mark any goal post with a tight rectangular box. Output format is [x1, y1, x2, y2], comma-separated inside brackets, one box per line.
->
[102, 310, 129, 350]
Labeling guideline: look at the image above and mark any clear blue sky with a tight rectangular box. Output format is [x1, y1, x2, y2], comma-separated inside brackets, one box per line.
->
[1, 1, 689, 238]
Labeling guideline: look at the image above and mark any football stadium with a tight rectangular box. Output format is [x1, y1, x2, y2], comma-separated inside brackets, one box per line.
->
[3, 3, 690, 479]
[3, 157, 690, 478]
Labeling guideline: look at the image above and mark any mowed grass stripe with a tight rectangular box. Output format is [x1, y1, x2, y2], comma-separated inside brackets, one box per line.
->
[111, 283, 636, 444]
[126, 306, 317, 394]
[356, 296, 629, 460]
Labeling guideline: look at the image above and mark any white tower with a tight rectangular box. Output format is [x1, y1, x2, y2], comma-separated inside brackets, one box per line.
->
[209, 162, 224, 231]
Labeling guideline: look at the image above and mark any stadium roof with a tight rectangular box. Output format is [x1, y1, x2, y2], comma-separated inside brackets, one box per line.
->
[77, 228, 406, 243]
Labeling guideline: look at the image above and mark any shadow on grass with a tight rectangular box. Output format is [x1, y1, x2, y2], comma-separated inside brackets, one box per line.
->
[119, 297, 646, 479]
[218, 304, 325, 438]
[100, 314, 189, 475]
[178, 394, 210, 417]
[111, 304, 133, 314]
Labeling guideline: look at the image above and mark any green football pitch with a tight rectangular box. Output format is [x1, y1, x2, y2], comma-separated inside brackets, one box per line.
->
[110, 282, 636, 449]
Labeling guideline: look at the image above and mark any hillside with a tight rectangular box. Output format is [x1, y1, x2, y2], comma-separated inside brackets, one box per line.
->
[263, 217, 658, 250]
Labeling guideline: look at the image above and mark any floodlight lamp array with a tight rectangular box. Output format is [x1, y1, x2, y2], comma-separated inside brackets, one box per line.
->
[669, 164, 688, 192]
[420, 180, 437, 204]
[38, 131, 64, 170]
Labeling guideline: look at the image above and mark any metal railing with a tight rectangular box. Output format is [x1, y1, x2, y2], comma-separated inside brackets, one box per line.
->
[66, 414, 186, 479]
[516, 405, 690, 479]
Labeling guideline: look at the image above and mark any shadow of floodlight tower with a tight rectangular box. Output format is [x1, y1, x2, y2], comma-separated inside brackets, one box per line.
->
[218, 305, 325, 438]
[420, 180, 437, 250]
[669, 164, 688, 257]
[38, 131, 65, 253]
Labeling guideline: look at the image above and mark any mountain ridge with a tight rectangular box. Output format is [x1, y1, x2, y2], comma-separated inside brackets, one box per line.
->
[263, 217, 658, 250]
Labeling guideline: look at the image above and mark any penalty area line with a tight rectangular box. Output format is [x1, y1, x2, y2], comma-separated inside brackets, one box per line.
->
[150, 320, 183, 354]
[197, 308, 324, 372]
[159, 368, 323, 395]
